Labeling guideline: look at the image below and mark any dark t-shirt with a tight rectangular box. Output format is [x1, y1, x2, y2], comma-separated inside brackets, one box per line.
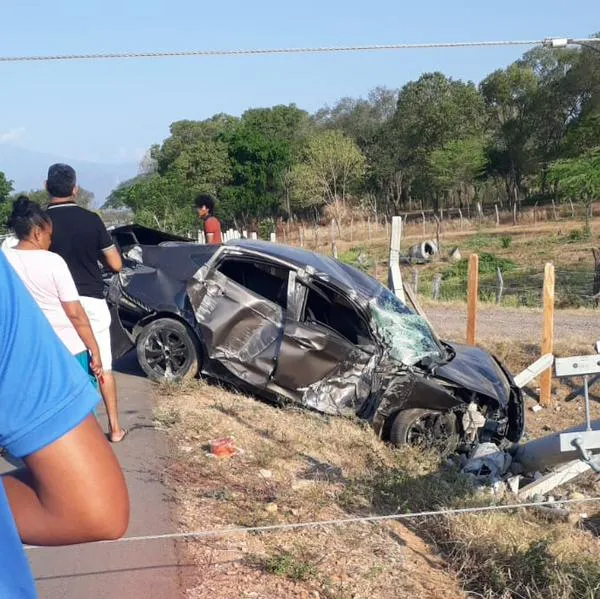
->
[47, 203, 115, 299]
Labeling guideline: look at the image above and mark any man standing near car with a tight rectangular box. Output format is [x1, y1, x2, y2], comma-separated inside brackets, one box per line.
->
[45, 163, 127, 443]
[195, 193, 223, 244]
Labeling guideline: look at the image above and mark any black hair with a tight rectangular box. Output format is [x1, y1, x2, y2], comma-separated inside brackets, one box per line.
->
[194, 193, 216, 214]
[8, 196, 52, 240]
[47, 163, 77, 198]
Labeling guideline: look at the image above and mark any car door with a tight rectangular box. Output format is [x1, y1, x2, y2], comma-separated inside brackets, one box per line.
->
[187, 268, 283, 387]
[271, 277, 377, 415]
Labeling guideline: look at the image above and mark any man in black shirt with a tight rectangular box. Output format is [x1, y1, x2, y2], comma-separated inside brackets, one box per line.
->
[46, 164, 127, 443]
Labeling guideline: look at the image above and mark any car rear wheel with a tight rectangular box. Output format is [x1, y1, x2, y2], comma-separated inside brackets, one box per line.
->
[390, 408, 458, 456]
[136, 318, 199, 382]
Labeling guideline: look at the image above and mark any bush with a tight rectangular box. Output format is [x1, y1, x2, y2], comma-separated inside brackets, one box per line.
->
[500, 236, 512, 248]
[567, 228, 592, 243]
[443, 253, 517, 280]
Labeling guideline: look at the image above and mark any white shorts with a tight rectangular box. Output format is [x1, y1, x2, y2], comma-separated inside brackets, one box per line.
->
[80, 296, 113, 371]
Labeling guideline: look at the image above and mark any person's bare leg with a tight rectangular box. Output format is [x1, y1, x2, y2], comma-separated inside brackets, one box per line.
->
[99, 371, 126, 442]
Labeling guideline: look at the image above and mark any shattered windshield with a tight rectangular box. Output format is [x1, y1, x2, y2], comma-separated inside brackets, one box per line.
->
[370, 287, 442, 367]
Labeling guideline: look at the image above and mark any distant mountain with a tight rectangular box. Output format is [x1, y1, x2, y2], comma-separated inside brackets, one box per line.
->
[0, 144, 138, 207]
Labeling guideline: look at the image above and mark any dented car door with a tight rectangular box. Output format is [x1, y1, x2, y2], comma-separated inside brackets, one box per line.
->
[271, 273, 378, 416]
[188, 269, 283, 387]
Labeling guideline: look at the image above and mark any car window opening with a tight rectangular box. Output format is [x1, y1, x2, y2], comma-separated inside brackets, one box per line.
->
[217, 258, 289, 309]
[302, 282, 371, 346]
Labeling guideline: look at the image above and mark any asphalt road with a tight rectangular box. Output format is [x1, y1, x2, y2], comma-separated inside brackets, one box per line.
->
[1, 354, 184, 599]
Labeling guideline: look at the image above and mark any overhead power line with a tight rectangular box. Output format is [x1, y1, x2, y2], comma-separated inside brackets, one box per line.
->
[0, 38, 598, 64]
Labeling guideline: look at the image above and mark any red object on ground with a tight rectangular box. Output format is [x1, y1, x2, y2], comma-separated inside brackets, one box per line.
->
[210, 437, 236, 458]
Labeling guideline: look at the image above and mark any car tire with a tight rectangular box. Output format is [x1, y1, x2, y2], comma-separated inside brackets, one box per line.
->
[390, 408, 459, 456]
[136, 318, 200, 382]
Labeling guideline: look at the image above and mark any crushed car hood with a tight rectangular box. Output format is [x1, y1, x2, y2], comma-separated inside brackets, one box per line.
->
[434, 343, 512, 406]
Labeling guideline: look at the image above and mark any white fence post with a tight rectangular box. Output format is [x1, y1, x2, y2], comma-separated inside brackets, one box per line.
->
[388, 216, 405, 303]
[269, 232, 277, 243]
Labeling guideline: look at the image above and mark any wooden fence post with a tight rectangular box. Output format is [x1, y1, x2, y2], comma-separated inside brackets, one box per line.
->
[458, 208, 464, 230]
[540, 263, 555, 407]
[467, 253, 479, 346]
[270, 232, 277, 243]
[422, 212, 426, 237]
[513, 203, 518, 226]
[495, 204, 500, 227]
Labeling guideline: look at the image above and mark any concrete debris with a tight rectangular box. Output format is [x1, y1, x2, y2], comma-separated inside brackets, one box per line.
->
[259, 469, 273, 479]
[531, 404, 543, 413]
[507, 475, 521, 494]
[448, 247, 462, 262]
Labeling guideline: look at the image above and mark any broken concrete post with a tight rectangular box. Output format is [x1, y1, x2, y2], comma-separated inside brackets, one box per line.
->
[387, 216, 405, 303]
[513, 419, 600, 472]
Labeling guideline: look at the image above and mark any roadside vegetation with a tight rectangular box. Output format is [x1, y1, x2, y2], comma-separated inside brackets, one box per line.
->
[155, 330, 600, 598]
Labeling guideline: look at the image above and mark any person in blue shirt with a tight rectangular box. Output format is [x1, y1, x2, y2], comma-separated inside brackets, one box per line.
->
[0, 251, 129, 598]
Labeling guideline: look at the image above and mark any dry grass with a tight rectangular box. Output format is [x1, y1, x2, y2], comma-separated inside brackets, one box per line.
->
[155, 380, 466, 599]
[156, 367, 600, 599]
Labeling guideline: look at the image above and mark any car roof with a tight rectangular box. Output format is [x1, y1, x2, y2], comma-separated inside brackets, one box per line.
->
[227, 239, 382, 299]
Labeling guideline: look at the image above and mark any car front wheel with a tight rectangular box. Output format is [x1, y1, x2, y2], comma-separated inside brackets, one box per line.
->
[390, 408, 459, 456]
[136, 318, 199, 382]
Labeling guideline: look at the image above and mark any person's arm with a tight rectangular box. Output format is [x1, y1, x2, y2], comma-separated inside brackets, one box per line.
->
[61, 301, 103, 377]
[2, 415, 129, 545]
[52, 255, 102, 377]
[0, 252, 129, 546]
[102, 246, 122, 273]
[97, 216, 122, 272]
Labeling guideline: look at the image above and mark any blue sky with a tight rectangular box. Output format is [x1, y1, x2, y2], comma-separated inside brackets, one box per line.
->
[1, 0, 598, 165]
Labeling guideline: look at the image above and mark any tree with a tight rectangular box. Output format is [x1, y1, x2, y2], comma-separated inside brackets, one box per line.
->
[480, 64, 539, 204]
[548, 148, 600, 230]
[0, 172, 13, 202]
[389, 73, 486, 212]
[291, 130, 366, 226]
[110, 174, 197, 233]
[429, 137, 487, 207]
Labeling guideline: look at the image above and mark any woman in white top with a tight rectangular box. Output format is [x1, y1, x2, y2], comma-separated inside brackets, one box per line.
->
[3, 197, 103, 387]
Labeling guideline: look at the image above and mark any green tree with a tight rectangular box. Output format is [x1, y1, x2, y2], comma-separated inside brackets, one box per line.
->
[480, 63, 539, 204]
[390, 72, 486, 211]
[291, 130, 365, 225]
[429, 136, 487, 206]
[548, 148, 600, 230]
[0, 172, 13, 202]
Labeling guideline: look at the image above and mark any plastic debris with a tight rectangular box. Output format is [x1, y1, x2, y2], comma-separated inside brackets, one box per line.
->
[208, 437, 238, 458]
[463, 442, 512, 480]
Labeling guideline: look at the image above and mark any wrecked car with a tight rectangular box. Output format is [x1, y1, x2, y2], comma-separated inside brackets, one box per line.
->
[104, 224, 524, 452]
